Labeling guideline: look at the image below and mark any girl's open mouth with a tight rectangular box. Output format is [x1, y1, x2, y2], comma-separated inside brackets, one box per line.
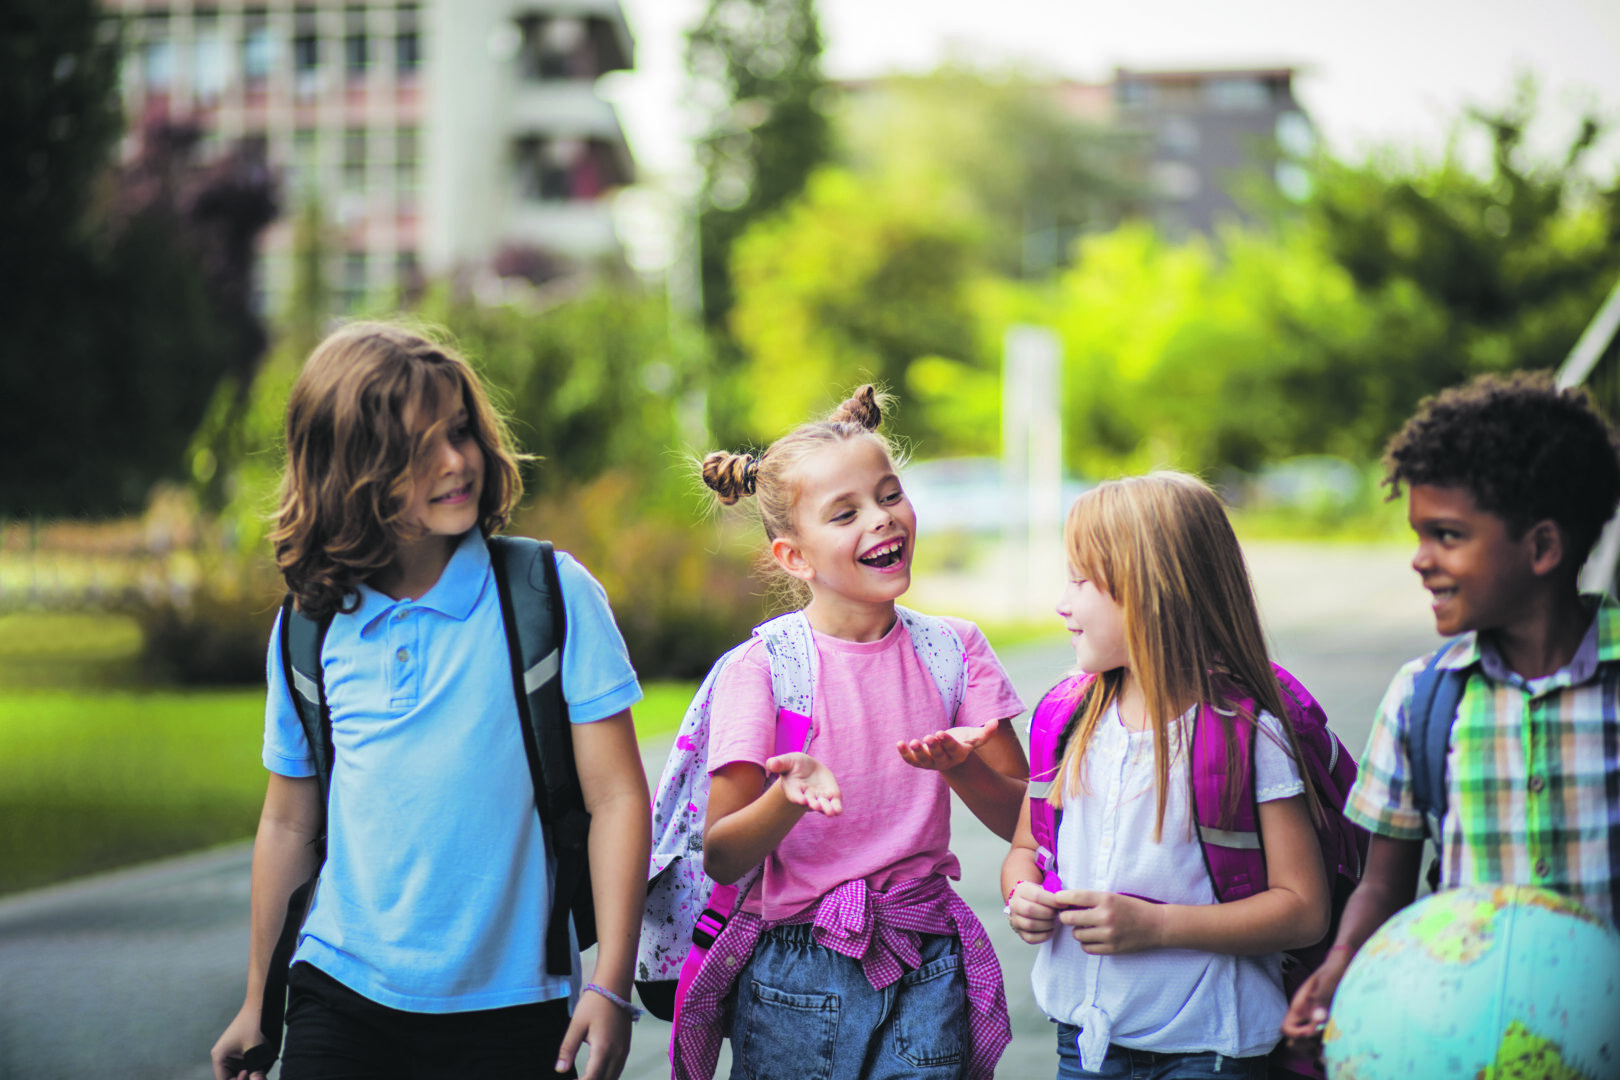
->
[859, 539, 905, 568]
[432, 483, 472, 504]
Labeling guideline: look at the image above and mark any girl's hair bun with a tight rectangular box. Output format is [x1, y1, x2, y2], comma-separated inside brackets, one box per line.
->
[829, 384, 884, 432]
[701, 450, 760, 505]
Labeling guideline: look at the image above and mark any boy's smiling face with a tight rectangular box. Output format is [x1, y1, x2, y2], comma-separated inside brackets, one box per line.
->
[1407, 483, 1542, 637]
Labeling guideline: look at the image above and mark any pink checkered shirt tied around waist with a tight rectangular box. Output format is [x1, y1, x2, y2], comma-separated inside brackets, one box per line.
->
[672, 873, 1010, 1080]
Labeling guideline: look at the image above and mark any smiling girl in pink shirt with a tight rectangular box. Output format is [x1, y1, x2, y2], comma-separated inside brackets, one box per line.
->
[672, 386, 1028, 1080]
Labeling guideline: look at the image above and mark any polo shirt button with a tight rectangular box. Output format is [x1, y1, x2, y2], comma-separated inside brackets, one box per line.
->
[394, 610, 408, 621]
[1528, 774, 1545, 794]
[396, 647, 409, 663]
[1534, 858, 1550, 878]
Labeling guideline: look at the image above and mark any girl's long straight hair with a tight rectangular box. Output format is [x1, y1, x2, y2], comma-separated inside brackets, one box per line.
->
[1051, 471, 1320, 838]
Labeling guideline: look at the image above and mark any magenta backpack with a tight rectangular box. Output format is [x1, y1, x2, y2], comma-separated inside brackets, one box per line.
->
[1026, 665, 1368, 1080]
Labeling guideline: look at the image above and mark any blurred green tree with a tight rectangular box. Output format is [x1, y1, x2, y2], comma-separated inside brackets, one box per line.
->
[0, 2, 278, 518]
[728, 167, 985, 450]
[687, 0, 832, 441]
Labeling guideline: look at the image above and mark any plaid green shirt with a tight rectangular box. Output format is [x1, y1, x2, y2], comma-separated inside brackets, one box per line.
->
[1346, 593, 1620, 927]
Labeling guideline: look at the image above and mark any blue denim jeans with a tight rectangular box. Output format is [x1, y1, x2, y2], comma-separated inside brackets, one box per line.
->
[728, 922, 968, 1080]
[1054, 1023, 1269, 1080]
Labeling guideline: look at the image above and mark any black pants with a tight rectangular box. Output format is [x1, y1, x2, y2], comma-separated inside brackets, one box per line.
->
[281, 962, 578, 1080]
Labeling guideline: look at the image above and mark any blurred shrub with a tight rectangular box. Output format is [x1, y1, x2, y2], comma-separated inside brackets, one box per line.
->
[514, 469, 768, 680]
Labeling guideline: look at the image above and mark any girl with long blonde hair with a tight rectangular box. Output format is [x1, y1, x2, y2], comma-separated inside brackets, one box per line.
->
[1002, 471, 1329, 1080]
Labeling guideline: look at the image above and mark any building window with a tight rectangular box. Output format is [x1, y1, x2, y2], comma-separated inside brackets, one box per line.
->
[342, 129, 366, 190]
[141, 14, 173, 92]
[519, 16, 592, 81]
[1276, 111, 1314, 159]
[242, 14, 274, 87]
[396, 5, 420, 77]
[1116, 78, 1151, 108]
[1149, 161, 1200, 201]
[1158, 116, 1199, 155]
[345, 6, 369, 80]
[193, 16, 226, 104]
[516, 138, 583, 202]
[341, 252, 368, 311]
[1203, 76, 1269, 111]
[291, 128, 320, 196]
[394, 127, 418, 197]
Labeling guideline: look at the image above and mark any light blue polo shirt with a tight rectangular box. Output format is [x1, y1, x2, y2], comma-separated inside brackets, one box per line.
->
[262, 529, 642, 1012]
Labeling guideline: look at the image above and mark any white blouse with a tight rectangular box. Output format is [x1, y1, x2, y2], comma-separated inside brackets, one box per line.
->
[1029, 701, 1305, 1070]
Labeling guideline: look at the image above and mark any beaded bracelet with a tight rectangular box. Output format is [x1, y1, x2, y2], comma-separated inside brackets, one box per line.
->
[584, 983, 643, 1022]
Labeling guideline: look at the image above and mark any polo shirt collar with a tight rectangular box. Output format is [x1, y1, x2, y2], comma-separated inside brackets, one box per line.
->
[349, 529, 491, 631]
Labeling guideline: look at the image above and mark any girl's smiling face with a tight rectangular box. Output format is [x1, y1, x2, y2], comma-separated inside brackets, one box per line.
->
[773, 437, 915, 615]
[1057, 568, 1130, 675]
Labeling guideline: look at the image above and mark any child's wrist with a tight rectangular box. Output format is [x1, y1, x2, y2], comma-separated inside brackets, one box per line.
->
[583, 982, 642, 1022]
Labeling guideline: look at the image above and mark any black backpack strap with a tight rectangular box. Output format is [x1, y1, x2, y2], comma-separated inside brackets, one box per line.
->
[244, 598, 333, 1074]
[489, 535, 595, 977]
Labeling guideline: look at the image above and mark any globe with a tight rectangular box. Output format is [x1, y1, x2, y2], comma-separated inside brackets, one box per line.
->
[1323, 885, 1620, 1079]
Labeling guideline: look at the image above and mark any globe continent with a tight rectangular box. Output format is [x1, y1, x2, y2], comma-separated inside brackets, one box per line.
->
[1323, 885, 1620, 1079]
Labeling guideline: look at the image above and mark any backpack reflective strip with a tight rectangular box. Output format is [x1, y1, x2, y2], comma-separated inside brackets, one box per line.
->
[523, 648, 561, 695]
[291, 666, 320, 707]
[1027, 779, 1054, 800]
[1199, 826, 1261, 850]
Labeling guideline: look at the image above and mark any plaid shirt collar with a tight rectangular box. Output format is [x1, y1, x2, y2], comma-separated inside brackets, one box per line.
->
[1439, 593, 1617, 692]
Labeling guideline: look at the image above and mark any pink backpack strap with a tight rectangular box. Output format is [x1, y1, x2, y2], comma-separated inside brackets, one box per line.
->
[1026, 675, 1090, 892]
[1189, 688, 1265, 902]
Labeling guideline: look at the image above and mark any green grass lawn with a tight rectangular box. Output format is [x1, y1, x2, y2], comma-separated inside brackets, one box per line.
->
[0, 681, 695, 897]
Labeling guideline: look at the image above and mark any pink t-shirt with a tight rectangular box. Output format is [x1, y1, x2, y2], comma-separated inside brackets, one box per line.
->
[708, 614, 1025, 919]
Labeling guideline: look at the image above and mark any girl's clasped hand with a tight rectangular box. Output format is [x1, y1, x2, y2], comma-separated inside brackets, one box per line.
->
[1006, 882, 1168, 955]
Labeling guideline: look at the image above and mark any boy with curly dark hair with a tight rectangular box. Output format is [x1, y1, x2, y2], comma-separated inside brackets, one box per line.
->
[1281, 370, 1620, 1048]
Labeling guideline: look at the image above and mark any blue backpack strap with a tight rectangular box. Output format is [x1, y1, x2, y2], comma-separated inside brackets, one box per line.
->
[1407, 641, 1467, 839]
[487, 534, 589, 978]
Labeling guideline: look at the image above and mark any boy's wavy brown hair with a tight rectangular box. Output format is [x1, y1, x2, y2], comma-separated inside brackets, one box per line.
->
[271, 322, 525, 619]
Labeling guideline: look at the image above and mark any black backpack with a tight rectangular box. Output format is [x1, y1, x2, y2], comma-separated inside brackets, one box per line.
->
[240, 536, 593, 1073]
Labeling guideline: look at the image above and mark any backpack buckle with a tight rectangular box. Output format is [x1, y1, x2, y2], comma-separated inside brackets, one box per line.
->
[1034, 845, 1055, 873]
[692, 906, 730, 949]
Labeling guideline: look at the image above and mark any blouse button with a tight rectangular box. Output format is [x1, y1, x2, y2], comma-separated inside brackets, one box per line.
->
[1534, 858, 1550, 878]
[396, 647, 409, 663]
[1528, 774, 1545, 794]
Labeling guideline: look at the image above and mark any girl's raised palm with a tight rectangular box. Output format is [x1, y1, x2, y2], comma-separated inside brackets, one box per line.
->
[765, 752, 843, 817]
[897, 717, 1000, 771]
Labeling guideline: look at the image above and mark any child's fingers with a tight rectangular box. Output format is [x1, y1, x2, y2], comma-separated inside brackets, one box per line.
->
[555, 1011, 589, 1074]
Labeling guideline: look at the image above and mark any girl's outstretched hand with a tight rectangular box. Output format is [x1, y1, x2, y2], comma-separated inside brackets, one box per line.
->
[1006, 880, 1067, 944]
[896, 717, 1000, 771]
[765, 752, 843, 817]
[1056, 890, 1166, 954]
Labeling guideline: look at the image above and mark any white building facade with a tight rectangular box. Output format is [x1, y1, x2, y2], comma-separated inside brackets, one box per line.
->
[109, 0, 635, 310]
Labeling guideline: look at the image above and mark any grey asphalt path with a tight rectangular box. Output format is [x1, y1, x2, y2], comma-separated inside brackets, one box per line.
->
[0, 541, 1440, 1080]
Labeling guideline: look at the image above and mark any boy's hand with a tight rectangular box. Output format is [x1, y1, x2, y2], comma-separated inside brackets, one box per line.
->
[1056, 890, 1166, 954]
[1006, 880, 1068, 944]
[896, 717, 1000, 772]
[210, 1006, 269, 1080]
[764, 752, 843, 817]
[1280, 949, 1351, 1056]
[556, 989, 631, 1080]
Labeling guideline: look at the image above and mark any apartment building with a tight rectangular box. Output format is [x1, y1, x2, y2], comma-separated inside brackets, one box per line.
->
[1112, 66, 1314, 240]
[107, 0, 635, 310]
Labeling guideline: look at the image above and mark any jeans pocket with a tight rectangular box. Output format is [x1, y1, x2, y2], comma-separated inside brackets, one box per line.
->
[736, 979, 839, 1080]
[889, 952, 967, 1070]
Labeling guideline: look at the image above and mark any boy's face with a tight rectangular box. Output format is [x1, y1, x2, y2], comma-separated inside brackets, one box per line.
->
[1407, 484, 1539, 637]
